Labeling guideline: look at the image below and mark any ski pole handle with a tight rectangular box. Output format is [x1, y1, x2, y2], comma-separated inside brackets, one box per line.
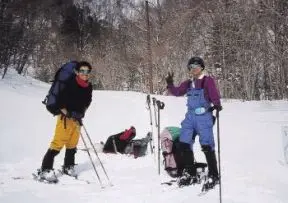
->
[152, 97, 156, 106]
[156, 100, 165, 110]
[146, 95, 151, 106]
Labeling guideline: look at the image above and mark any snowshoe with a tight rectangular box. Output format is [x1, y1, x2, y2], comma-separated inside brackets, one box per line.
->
[33, 169, 58, 184]
[177, 170, 197, 187]
[201, 176, 219, 192]
[178, 176, 197, 187]
[62, 165, 78, 178]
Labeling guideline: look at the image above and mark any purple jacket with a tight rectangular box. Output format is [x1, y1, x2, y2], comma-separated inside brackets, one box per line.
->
[167, 76, 221, 106]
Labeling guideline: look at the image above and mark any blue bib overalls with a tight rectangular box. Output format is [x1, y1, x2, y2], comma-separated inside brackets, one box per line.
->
[179, 86, 215, 150]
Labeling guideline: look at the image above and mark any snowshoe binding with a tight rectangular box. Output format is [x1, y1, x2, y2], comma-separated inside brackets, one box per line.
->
[62, 165, 78, 178]
[201, 176, 219, 192]
[177, 169, 198, 187]
[33, 169, 58, 184]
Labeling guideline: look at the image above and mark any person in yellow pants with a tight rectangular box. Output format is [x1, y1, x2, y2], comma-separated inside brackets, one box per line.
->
[39, 61, 93, 181]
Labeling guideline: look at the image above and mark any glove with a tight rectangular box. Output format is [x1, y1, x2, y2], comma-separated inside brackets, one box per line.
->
[214, 105, 223, 112]
[66, 111, 84, 124]
[208, 105, 223, 112]
[165, 72, 174, 86]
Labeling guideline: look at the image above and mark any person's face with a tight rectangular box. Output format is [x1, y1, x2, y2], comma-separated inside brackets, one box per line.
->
[188, 64, 202, 78]
[77, 66, 91, 81]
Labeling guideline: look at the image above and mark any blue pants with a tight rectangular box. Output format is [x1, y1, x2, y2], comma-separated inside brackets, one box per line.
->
[179, 88, 215, 150]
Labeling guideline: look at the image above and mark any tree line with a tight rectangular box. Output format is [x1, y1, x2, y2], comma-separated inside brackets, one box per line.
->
[0, 0, 287, 100]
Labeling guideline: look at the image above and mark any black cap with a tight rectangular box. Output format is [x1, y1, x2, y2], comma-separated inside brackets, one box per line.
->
[187, 56, 205, 69]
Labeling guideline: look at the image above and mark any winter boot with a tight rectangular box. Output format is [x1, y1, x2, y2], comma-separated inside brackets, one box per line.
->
[62, 165, 78, 177]
[41, 149, 60, 171]
[176, 142, 197, 186]
[38, 149, 59, 183]
[37, 168, 58, 183]
[202, 176, 219, 191]
[178, 169, 191, 186]
[63, 148, 77, 177]
[202, 145, 219, 188]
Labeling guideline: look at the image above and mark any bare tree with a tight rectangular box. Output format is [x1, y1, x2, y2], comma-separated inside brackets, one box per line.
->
[1, 0, 287, 99]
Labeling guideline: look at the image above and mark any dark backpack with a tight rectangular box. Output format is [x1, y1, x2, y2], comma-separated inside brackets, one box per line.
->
[42, 61, 78, 115]
[103, 127, 136, 153]
[124, 132, 152, 158]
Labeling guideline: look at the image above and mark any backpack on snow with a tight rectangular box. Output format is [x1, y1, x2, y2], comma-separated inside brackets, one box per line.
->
[124, 132, 152, 158]
[103, 126, 136, 154]
[42, 61, 78, 115]
[160, 127, 180, 178]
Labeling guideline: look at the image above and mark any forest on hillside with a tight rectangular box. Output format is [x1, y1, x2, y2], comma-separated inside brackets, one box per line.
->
[1, 0, 287, 100]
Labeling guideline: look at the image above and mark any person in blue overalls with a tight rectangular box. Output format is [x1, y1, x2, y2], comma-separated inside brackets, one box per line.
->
[166, 56, 222, 187]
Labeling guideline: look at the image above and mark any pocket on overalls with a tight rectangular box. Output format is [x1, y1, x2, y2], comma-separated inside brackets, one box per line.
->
[188, 91, 202, 109]
[194, 107, 206, 115]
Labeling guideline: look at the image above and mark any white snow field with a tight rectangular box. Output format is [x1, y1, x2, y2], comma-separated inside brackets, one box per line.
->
[1, 70, 288, 203]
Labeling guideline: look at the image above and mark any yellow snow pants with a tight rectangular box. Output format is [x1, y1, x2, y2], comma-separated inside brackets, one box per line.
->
[50, 116, 81, 151]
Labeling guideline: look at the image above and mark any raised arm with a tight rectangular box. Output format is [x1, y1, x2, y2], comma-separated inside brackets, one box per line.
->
[167, 80, 190, 96]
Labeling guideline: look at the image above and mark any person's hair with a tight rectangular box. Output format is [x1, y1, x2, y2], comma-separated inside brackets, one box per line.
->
[187, 57, 205, 69]
[76, 61, 92, 71]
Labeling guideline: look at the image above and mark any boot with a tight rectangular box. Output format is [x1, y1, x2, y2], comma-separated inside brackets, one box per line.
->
[176, 142, 196, 186]
[202, 145, 219, 185]
[63, 148, 77, 177]
[178, 142, 196, 175]
[63, 148, 77, 167]
[38, 149, 59, 182]
[41, 149, 60, 171]
[37, 168, 58, 183]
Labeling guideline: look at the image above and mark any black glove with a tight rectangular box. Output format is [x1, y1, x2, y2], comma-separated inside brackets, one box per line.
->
[165, 72, 174, 86]
[214, 105, 223, 112]
[208, 105, 223, 112]
[66, 111, 84, 124]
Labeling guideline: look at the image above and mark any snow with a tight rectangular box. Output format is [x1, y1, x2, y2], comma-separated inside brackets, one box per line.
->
[1, 69, 288, 203]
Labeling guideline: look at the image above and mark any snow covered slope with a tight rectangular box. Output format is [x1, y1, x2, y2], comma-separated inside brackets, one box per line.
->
[1, 70, 288, 203]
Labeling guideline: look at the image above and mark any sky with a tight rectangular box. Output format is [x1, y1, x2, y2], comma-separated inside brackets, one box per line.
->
[1, 69, 288, 203]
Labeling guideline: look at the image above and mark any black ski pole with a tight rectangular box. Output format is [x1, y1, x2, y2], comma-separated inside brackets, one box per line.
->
[216, 110, 222, 203]
[82, 124, 113, 186]
[152, 97, 158, 127]
[80, 131, 104, 188]
[156, 100, 165, 175]
[152, 97, 159, 167]
[146, 95, 154, 154]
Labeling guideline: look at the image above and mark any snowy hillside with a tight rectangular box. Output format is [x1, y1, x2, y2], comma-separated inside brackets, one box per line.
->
[1, 70, 288, 203]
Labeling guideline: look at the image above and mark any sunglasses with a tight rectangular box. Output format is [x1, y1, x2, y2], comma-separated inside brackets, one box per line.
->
[187, 63, 201, 70]
[78, 69, 91, 75]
